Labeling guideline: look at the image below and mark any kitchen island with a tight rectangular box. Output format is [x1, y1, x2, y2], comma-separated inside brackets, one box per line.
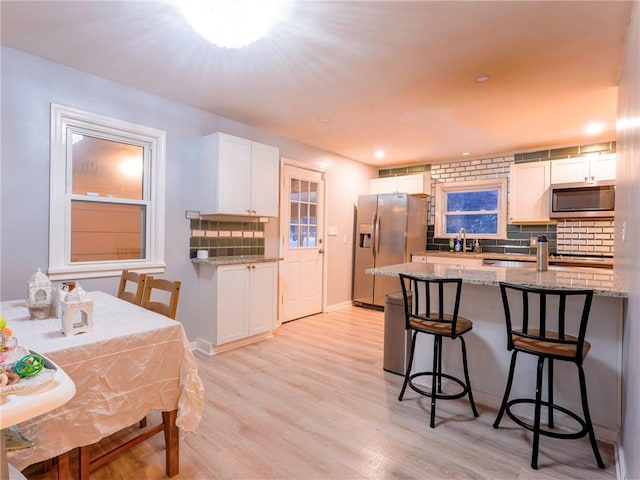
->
[367, 262, 627, 441]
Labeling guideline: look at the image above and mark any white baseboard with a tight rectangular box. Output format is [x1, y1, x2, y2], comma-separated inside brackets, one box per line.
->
[326, 300, 354, 312]
[196, 332, 273, 356]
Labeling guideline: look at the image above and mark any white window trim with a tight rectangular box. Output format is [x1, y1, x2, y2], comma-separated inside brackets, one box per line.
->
[49, 103, 166, 280]
[434, 178, 508, 239]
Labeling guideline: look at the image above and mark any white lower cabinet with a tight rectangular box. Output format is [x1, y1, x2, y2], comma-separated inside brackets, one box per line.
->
[197, 262, 277, 354]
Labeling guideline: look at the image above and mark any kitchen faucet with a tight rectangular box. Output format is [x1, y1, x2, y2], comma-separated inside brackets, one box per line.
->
[459, 227, 467, 252]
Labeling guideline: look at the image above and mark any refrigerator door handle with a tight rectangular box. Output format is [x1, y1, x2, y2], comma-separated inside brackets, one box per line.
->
[371, 212, 378, 260]
[374, 214, 381, 262]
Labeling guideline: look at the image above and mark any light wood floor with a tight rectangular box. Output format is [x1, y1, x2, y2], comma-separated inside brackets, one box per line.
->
[24, 306, 617, 480]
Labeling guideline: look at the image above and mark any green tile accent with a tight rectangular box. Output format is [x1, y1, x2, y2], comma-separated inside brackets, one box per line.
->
[522, 150, 549, 161]
[580, 142, 613, 154]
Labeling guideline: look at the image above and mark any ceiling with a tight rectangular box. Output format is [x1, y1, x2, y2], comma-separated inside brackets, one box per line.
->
[0, 1, 633, 167]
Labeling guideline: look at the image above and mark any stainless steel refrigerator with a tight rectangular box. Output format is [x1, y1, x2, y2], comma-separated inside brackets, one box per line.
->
[353, 193, 427, 308]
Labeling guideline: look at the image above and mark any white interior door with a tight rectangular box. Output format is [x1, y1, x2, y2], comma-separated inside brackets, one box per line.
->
[279, 164, 325, 322]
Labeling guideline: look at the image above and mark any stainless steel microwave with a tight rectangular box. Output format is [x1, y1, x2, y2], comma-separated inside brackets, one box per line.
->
[549, 181, 615, 218]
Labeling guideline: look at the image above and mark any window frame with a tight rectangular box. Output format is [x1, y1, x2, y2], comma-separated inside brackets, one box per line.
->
[434, 178, 507, 239]
[49, 103, 167, 280]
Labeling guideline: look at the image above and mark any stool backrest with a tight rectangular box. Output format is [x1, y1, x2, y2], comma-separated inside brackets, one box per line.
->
[399, 274, 463, 338]
[141, 276, 181, 320]
[117, 269, 147, 306]
[499, 282, 593, 362]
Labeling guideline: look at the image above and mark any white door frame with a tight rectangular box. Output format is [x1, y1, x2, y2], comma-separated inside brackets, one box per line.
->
[278, 158, 327, 324]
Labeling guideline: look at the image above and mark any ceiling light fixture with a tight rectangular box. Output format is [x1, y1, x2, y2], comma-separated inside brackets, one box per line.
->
[374, 150, 385, 159]
[177, 0, 292, 49]
[474, 75, 490, 83]
[585, 121, 606, 135]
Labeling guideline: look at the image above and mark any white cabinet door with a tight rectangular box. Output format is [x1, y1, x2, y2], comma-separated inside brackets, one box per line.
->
[248, 262, 277, 336]
[251, 142, 280, 216]
[201, 132, 280, 216]
[550, 157, 588, 184]
[589, 155, 616, 182]
[551, 155, 616, 184]
[369, 177, 397, 194]
[396, 174, 431, 195]
[201, 132, 251, 215]
[509, 162, 550, 223]
[215, 264, 249, 345]
[370, 174, 430, 195]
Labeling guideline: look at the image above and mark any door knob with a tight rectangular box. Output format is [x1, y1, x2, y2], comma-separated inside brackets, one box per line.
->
[319, 249, 324, 254]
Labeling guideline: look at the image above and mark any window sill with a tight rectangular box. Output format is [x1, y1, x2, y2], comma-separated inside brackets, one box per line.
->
[47, 262, 166, 281]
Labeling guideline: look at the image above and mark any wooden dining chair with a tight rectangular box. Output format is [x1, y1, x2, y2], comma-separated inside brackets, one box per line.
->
[117, 270, 147, 305]
[140, 276, 181, 320]
[139, 276, 181, 429]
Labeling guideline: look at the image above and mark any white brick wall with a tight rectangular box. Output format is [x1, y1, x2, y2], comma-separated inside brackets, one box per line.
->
[428, 155, 513, 223]
[556, 218, 615, 255]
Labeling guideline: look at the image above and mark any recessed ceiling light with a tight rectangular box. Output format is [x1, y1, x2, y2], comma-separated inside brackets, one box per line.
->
[177, 0, 292, 49]
[585, 121, 606, 135]
[474, 75, 490, 83]
[462, 152, 470, 156]
[374, 150, 385, 159]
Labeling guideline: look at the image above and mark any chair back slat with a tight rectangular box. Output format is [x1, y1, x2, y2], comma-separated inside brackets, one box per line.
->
[117, 270, 146, 306]
[141, 276, 181, 320]
[399, 274, 464, 338]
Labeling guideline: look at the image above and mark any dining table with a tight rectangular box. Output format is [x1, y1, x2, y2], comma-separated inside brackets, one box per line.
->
[0, 291, 204, 478]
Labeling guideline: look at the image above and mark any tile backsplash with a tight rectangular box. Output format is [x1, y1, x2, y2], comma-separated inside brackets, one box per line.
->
[379, 142, 615, 258]
[190, 219, 265, 258]
[556, 218, 614, 256]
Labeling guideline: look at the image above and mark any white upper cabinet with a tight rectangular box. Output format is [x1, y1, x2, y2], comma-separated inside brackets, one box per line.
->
[201, 132, 280, 216]
[550, 154, 616, 184]
[509, 162, 551, 223]
[369, 173, 431, 195]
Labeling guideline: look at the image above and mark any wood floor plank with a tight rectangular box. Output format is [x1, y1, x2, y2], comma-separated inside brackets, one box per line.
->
[23, 306, 616, 480]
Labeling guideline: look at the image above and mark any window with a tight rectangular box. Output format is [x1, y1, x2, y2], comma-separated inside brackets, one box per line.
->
[49, 104, 166, 280]
[434, 178, 507, 239]
[288, 178, 318, 248]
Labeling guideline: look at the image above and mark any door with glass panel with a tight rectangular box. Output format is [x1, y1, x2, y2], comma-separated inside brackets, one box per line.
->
[279, 164, 324, 322]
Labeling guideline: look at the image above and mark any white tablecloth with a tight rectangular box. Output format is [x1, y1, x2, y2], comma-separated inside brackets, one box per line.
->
[1, 291, 204, 471]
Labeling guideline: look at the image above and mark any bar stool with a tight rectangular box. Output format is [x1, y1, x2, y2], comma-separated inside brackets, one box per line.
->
[493, 282, 604, 470]
[398, 274, 478, 428]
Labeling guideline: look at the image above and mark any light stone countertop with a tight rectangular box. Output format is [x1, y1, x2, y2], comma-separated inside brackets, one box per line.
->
[192, 256, 282, 266]
[412, 250, 615, 268]
[412, 250, 536, 261]
[367, 262, 627, 298]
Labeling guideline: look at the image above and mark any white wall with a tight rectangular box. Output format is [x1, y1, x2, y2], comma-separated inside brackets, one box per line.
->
[615, 1, 640, 478]
[0, 47, 376, 339]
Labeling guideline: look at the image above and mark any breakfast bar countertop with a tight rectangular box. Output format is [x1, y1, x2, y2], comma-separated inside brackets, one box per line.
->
[367, 262, 627, 298]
